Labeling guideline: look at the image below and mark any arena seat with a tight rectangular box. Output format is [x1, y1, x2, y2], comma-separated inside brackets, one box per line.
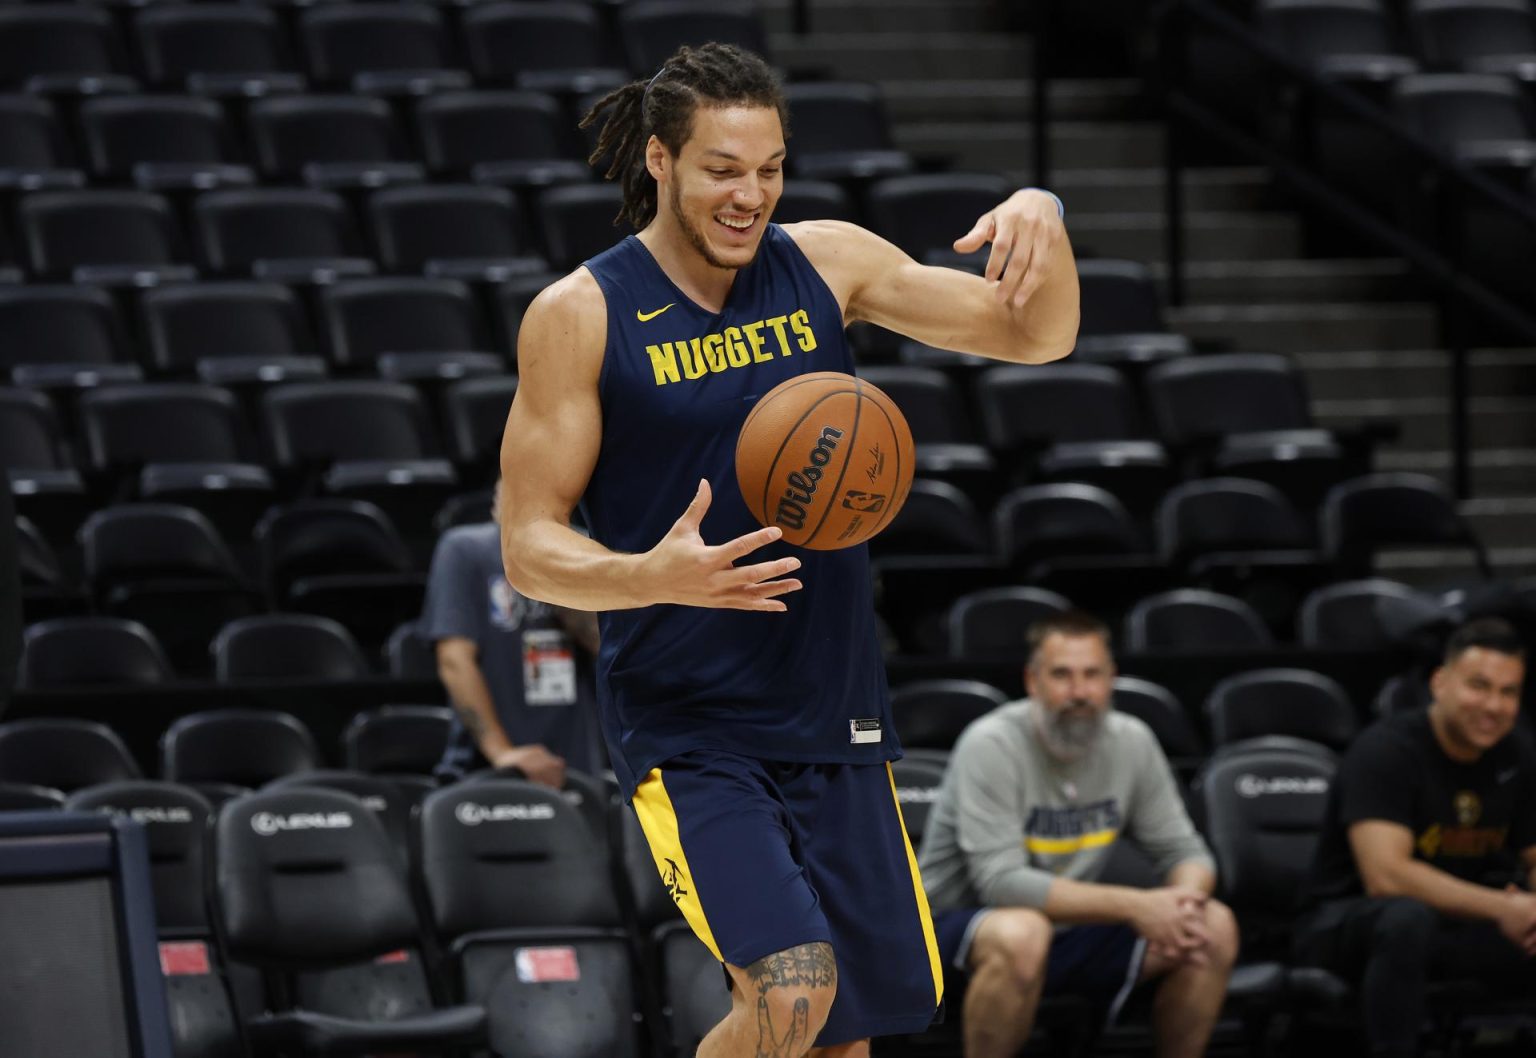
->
[133, 4, 300, 92]
[414, 90, 590, 188]
[889, 677, 1009, 749]
[1156, 477, 1319, 569]
[0, 95, 80, 185]
[868, 478, 989, 557]
[384, 622, 441, 682]
[1123, 589, 1275, 652]
[617, 0, 770, 75]
[992, 482, 1149, 567]
[298, 3, 464, 93]
[77, 384, 262, 491]
[1076, 258, 1171, 337]
[0, 7, 132, 95]
[1322, 473, 1491, 577]
[163, 708, 323, 788]
[888, 755, 949, 846]
[1111, 675, 1206, 774]
[1260, 0, 1405, 72]
[264, 769, 416, 862]
[17, 189, 194, 285]
[214, 786, 487, 1055]
[974, 362, 1143, 460]
[342, 704, 453, 775]
[139, 280, 326, 394]
[459, 2, 626, 94]
[368, 184, 547, 284]
[1410, 0, 1536, 71]
[255, 499, 426, 646]
[537, 182, 630, 270]
[0, 388, 88, 532]
[77, 95, 251, 192]
[440, 374, 519, 480]
[211, 615, 372, 682]
[0, 717, 143, 790]
[317, 275, 506, 381]
[193, 187, 373, 284]
[0, 285, 141, 401]
[417, 778, 637, 1058]
[20, 617, 173, 689]
[245, 94, 423, 189]
[772, 179, 857, 223]
[858, 365, 995, 478]
[0, 782, 66, 810]
[865, 172, 1014, 259]
[784, 82, 914, 182]
[1204, 667, 1359, 750]
[1297, 577, 1444, 650]
[945, 586, 1073, 659]
[656, 923, 731, 1058]
[79, 503, 261, 673]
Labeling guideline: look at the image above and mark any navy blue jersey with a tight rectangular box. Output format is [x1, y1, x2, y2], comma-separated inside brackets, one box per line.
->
[579, 226, 898, 796]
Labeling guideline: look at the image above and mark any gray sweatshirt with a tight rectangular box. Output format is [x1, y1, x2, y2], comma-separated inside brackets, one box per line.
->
[919, 699, 1215, 911]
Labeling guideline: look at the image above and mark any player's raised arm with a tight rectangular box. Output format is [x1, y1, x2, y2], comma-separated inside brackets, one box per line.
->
[498, 272, 803, 612]
[787, 188, 1079, 364]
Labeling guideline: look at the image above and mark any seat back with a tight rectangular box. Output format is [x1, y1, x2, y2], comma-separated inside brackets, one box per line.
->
[0, 285, 125, 371]
[976, 363, 1140, 451]
[194, 188, 360, 273]
[20, 190, 185, 276]
[1112, 676, 1205, 761]
[211, 614, 371, 681]
[1077, 259, 1166, 335]
[1205, 668, 1359, 750]
[993, 484, 1143, 566]
[343, 705, 454, 774]
[946, 587, 1073, 658]
[162, 709, 323, 787]
[0, 717, 142, 790]
[141, 281, 315, 372]
[319, 278, 490, 368]
[1123, 589, 1274, 652]
[1144, 353, 1311, 448]
[888, 756, 948, 847]
[136, 5, 293, 83]
[261, 380, 435, 467]
[20, 617, 173, 689]
[1156, 477, 1311, 561]
[80, 389, 250, 473]
[890, 679, 1008, 749]
[264, 770, 414, 861]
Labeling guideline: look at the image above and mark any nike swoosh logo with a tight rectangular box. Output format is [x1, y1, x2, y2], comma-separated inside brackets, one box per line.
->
[1499, 768, 1519, 784]
[636, 303, 675, 322]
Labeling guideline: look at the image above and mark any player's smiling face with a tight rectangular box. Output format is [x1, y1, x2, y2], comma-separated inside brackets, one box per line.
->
[661, 105, 785, 270]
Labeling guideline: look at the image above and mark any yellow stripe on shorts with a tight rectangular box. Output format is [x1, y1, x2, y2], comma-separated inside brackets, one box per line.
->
[631, 767, 723, 962]
[886, 762, 944, 1005]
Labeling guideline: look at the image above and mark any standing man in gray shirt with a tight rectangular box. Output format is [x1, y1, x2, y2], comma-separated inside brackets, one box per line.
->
[423, 486, 603, 785]
[918, 611, 1236, 1058]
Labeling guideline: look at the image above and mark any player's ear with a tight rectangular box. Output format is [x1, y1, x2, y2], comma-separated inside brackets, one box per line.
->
[645, 135, 669, 183]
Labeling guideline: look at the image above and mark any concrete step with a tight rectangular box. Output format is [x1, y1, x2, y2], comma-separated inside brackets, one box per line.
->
[1042, 166, 1275, 214]
[881, 78, 1149, 123]
[761, 0, 1000, 34]
[1461, 497, 1536, 550]
[1377, 447, 1536, 496]
[1168, 302, 1440, 354]
[1150, 259, 1416, 303]
[1292, 348, 1536, 403]
[1070, 212, 1302, 263]
[772, 32, 1033, 81]
[1374, 549, 1536, 585]
[1314, 395, 1536, 451]
[893, 120, 1161, 170]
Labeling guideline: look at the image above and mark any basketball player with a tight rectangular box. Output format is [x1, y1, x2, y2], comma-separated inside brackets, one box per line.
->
[498, 43, 1079, 1058]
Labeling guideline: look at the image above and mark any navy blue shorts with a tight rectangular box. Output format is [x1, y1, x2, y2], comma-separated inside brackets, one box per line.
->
[630, 749, 944, 1045]
[933, 908, 1146, 1022]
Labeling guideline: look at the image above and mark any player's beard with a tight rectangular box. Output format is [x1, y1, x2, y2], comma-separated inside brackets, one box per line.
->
[1034, 700, 1105, 762]
[668, 177, 758, 271]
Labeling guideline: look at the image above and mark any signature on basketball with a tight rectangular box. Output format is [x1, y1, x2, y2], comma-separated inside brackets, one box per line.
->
[864, 443, 885, 485]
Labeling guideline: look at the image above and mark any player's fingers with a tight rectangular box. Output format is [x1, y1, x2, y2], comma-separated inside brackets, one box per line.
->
[999, 238, 1037, 309]
[715, 525, 786, 563]
[745, 577, 803, 599]
[673, 478, 712, 531]
[984, 217, 1015, 283]
[952, 211, 995, 254]
[724, 556, 802, 587]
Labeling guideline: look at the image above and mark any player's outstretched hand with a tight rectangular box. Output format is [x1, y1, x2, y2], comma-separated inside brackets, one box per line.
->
[953, 188, 1067, 312]
[642, 479, 804, 611]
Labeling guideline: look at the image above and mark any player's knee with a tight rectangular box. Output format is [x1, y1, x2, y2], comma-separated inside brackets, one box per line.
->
[1372, 898, 1436, 959]
[974, 908, 1051, 991]
[743, 942, 837, 1048]
[1204, 899, 1239, 968]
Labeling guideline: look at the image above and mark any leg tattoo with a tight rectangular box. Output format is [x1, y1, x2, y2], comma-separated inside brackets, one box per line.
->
[754, 996, 810, 1058]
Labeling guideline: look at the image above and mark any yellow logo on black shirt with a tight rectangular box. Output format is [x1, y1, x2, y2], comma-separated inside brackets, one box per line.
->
[637, 303, 675, 322]
[643, 308, 819, 386]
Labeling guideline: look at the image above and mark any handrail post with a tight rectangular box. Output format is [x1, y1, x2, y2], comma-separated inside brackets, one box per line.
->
[1437, 180, 1473, 500]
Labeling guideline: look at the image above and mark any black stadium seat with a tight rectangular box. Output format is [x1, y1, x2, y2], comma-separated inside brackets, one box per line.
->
[1204, 668, 1359, 750]
[162, 708, 322, 788]
[975, 363, 1142, 458]
[1321, 473, 1491, 577]
[0, 718, 143, 791]
[193, 187, 373, 284]
[460, 2, 626, 94]
[246, 94, 423, 189]
[368, 184, 543, 288]
[212, 614, 371, 682]
[77, 95, 251, 192]
[888, 756, 948, 847]
[1112, 676, 1206, 772]
[442, 374, 519, 480]
[318, 276, 505, 380]
[537, 182, 630, 270]
[264, 769, 416, 860]
[417, 778, 636, 1058]
[0, 389, 88, 530]
[414, 90, 590, 188]
[385, 621, 441, 680]
[0, 7, 133, 96]
[890, 678, 1008, 749]
[212, 787, 488, 1055]
[255, 499, 427, 647]
[0, 782, 66, 810]
[79, 504, 260, 673]
[869, 478, 989, 557]
[1122, 589, 1275, 653]
[20, 617, 173, 689]
[134, 5, 301, 93]
[17, 190, 194, 285]
[773, 180, 857, 224]
[0, 94, 81, 186]
[945, 586, 1073, 659]
[1298, 578, 1444, 651]
[617, 1, 770, 75]
[139, 280, 325, 387]
[298, 3, 466, 94]
[342, 705, 454, 776]
[865, 172, 1013, 261]
[0, 284, 132, 387]
[784, 82, 913, 182]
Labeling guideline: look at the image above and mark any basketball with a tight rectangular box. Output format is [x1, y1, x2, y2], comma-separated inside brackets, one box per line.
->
[735, 371, 915, 550]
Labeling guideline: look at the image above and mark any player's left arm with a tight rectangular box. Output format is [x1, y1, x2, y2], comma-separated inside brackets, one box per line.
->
[787, 189, 1079, 364]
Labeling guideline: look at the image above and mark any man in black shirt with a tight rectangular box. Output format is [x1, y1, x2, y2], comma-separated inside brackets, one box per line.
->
[1296, 618, 1536, 1057]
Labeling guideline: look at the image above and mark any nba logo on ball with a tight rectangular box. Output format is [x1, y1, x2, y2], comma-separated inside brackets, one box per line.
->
[736, 372, 915, 550]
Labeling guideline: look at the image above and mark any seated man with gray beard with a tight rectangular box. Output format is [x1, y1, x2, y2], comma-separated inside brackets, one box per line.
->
[917, 611, 1236, 1058]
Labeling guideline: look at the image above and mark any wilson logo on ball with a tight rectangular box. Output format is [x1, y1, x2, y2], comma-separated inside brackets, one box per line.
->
[774, 426, 843, 531]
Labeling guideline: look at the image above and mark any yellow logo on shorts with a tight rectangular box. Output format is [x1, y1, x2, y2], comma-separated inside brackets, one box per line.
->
[661, 857, 689, 903]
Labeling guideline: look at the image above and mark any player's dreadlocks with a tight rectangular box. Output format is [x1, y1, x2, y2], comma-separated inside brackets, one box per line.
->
[580, 43, 788, 231]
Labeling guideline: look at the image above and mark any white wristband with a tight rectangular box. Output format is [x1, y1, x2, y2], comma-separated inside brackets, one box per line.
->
[1023, 187, 1065, 218]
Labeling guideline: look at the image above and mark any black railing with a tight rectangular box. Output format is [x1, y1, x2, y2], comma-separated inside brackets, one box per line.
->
[1157, 0, 1536, 499]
